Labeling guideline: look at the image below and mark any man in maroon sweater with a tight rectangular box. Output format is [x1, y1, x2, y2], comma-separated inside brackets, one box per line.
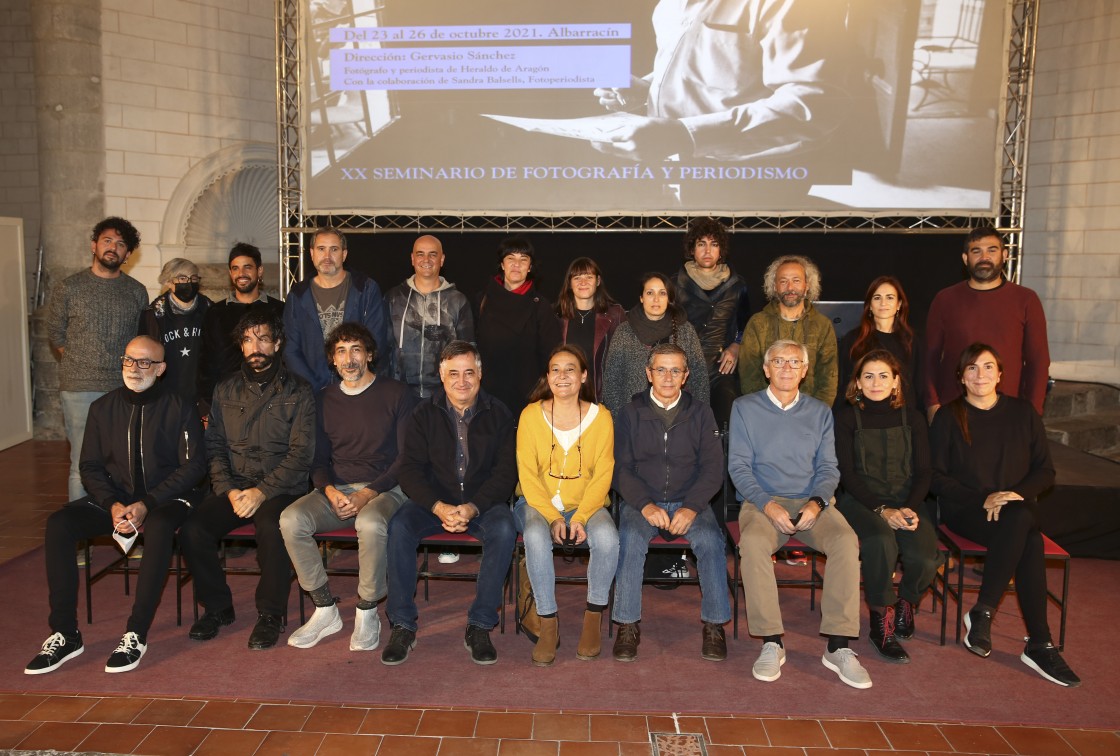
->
[924, 227, 1050, 420]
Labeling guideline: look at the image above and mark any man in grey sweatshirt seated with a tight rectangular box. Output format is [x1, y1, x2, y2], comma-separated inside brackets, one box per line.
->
[728, 339, 869, 690]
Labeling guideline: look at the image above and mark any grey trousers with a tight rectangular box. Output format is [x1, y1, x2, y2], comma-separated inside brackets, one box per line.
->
[279, 484, 405, 603]
[738, 496, 861, 638]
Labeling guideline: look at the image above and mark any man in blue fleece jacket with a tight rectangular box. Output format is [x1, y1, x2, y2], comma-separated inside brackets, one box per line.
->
[729, 339, 870, 689]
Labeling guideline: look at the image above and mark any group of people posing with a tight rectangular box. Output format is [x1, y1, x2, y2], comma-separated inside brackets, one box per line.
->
[28, 217, 1077, 691]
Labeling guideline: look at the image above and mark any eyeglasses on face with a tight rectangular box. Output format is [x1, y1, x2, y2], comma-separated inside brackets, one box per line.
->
[121, 356, 164, 370]
[650, 367, 686, 377]
[171, 275, 201, 284]
[770, 357, 804, 369]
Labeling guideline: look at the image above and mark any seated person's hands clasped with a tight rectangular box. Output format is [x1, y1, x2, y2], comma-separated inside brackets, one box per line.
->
[983, 490, 1023, 522]
[325, 485, 375, 520]
[764, 499, 821, 535]
[111, 501, 148, 532]
[432, 501, 478, 533]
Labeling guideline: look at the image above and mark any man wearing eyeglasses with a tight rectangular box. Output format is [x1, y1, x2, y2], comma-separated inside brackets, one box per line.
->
[178, 308, 315, 650]
[25, 336, 205, 676]
[729, 339, 868, 689]
[382, 340, 517, 666]
[138, 258, 212, 405]
[611, 343, 729, 663]
[47, 217, 150, 501]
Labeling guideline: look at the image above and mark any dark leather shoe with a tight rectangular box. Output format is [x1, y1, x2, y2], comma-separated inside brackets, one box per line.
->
[894, 597, 916, 640]
[963, 607, 993, 658]
[701, 622, 727, 661]
[612, 622, 640, 662]
[869, 608, 910, 664]
[464, 624, 498, 665]
[189, 607, 235, 641]
[381, 625, 417, 666]
[248, 613, 285, 650]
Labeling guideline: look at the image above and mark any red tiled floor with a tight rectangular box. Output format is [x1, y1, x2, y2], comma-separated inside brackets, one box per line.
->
[133, 725, 210, 756]
[301, 703, 369, 734]
[438, 736, 503, 755]
[375, 733, 443, 755]
[133, 698, 207, 726]
[254, 729, 326, 755]
[879, 721, 953, 752]
[0, 719, 42, 749]
[705, 716, 767, 746]
[534, 712, 591, 741]
[939, 723, 1015, 754]
[762, 718, 829, 748]
[358, 706, 424, 735]
[477, 711, 535, 739]
[741, 746, 804, 755]
[193, 728, 269, 756]
[316, 732, 384, 755]
[417, 708, 481, 737]
[245, 702, 315, 731]
[706, 746, 746, 756]
[589, 714, 649, 743]
[0, 693, 50, 720]
[76, 723, 155, 754]
[15, 721, 99, 752]
[23, 694, 101, 722]
[188, 700, 261, 729]
[821, 719, 889, 749]
[996, 726, 1079, 756]
[499, 740, 560, 756]
[1056, 729, 1120, 756]
[79, 696, 155, 724]
[558, 741, 621, 755]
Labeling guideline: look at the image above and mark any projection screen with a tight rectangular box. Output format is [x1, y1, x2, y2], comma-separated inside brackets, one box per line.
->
[302, 0, 1005, 217]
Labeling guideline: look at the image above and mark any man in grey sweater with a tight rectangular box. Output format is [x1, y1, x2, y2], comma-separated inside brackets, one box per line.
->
[47, 217, 150, 500]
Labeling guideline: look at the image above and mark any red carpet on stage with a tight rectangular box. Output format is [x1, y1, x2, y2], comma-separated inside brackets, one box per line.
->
[2, 545, 1116, 730]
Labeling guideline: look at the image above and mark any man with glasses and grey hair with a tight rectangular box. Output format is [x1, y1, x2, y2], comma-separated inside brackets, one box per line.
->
[610, 343, 730, 664]
[138, 258, 212, 405]
[729, 338, 868, 689]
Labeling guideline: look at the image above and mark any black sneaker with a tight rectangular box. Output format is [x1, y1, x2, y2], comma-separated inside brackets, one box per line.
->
[1021, 643, 1081, 687]
[25, 632, 83, 675]
[248, 613, 285, 650]
[381, 625, 417, 666]
[105, 632, 147, 673]
[963, 607, 992, 658]
[189, 606, 235, 641]
[464, 624, 498, 665]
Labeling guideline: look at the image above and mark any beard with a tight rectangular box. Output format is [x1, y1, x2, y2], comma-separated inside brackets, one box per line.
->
[123, 371, 157, 392]
[98, 252, 123, 271]
[779, 290, 805, 308]
[969, 261, 1001, 282]
[246, 353, 274, 371]
[234, 276, 259, 294]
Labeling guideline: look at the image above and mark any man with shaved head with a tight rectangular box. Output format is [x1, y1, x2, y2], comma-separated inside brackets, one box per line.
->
[26, 336, 206, 676]
[386, 234, 475, 399]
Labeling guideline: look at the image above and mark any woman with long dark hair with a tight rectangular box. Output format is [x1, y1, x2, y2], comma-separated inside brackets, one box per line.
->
[556, 257, 624, 402]
[514, 344, 617, 666]
[602, 272, 708, 416]
[930, 343, 1079, 687]
[834, 350, 939, 664]
[837, 276, 919, 408]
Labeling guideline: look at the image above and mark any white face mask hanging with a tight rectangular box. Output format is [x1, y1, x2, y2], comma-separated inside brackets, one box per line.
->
[113, 518, 140, 555]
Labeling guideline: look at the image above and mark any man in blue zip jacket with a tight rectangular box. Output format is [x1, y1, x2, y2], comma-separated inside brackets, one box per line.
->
[25, 335, 205, 676]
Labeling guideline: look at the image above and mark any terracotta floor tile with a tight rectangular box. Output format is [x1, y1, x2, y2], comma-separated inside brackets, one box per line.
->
[618, 742, 654, 756]
[865, 750, 932, 756]
[705, 746, 746, 756]
[499, 740, 561, 756]
[134, 725, 211, 756]
[194, 728, 269, 756]
[1056, 729, 1120, 756]
[189, 700, 261, 729]
[358, 706, 424, 735]
[438, 736, 502, 755]
[996, 726, 1079, 756]
[762, 718, 829, 748]
[245, 702, 315, 731]
[315, 732, 383, 756]
[534, 712, 591, 741]
[590, 714, 649, 743]
[375, 733, 443, 755]
[15, 721, 98, 752]
[821, 719, 889, 749]
[939, 723, 1015, 754]
[0, 693, 50, 719]
[477, 711, 535, 739]
[559, 741, 621, 756]
[133, 698, 207, 726]
[0, 719, 42, 749]
[417, 708, 480, 737]
[78, 696, 155, 724]
[741, 747, 804, 756]
[254, 729, 326, 756]
[879, 721, 952, 751]
[302, 704, 368, 734]
[23, 694, 101, 722]
[705, 717, 767, 746]
[76, 722, 155, 754]
[676, 717, 709, 735]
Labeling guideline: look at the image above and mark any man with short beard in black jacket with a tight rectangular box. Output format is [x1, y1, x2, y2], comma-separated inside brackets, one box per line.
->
[179, 308, 315, 651]
[25, 335, 205, 676]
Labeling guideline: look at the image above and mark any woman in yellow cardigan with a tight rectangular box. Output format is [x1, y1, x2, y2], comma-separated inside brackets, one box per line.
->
[515, 344, 617, 666]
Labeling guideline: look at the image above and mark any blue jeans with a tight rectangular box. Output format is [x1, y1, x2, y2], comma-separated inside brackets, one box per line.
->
[60, 390, 103, 500]
[513, 498, 619, 615]
[612, 501, 731, 625]
[386, 500, 516, 632]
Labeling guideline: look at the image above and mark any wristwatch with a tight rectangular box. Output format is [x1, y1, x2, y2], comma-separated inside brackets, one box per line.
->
[808, 496, 828, 510]
[874, 505, 888, 517]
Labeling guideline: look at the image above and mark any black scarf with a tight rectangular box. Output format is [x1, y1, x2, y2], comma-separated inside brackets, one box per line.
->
[626, 307, 675, 346]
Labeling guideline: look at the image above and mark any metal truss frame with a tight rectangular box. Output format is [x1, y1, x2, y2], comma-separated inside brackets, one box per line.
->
[275, 0, 1038, 295]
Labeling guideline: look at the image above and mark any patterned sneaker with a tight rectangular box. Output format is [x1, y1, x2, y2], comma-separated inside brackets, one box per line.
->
[105, 632, 147, 673]
[25, 632, 84, 675]
[822, 647, 873, 689]
[752, 641, 786, 682]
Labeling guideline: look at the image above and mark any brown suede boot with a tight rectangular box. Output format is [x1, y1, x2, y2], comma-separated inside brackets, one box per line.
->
[576, 610, 602, 660]
[532, 616, 559, 667]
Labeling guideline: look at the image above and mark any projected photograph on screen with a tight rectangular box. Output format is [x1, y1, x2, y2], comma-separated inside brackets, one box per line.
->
[302, 0, 1004, 217]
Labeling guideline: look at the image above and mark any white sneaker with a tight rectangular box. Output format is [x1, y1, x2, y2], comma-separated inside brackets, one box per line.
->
[752, 641, 786, 682]
[287, 604, 343, 648]
[822, 647, 873, 689]
[350, 605, 382, 651]
[437, 551, 460, 564]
